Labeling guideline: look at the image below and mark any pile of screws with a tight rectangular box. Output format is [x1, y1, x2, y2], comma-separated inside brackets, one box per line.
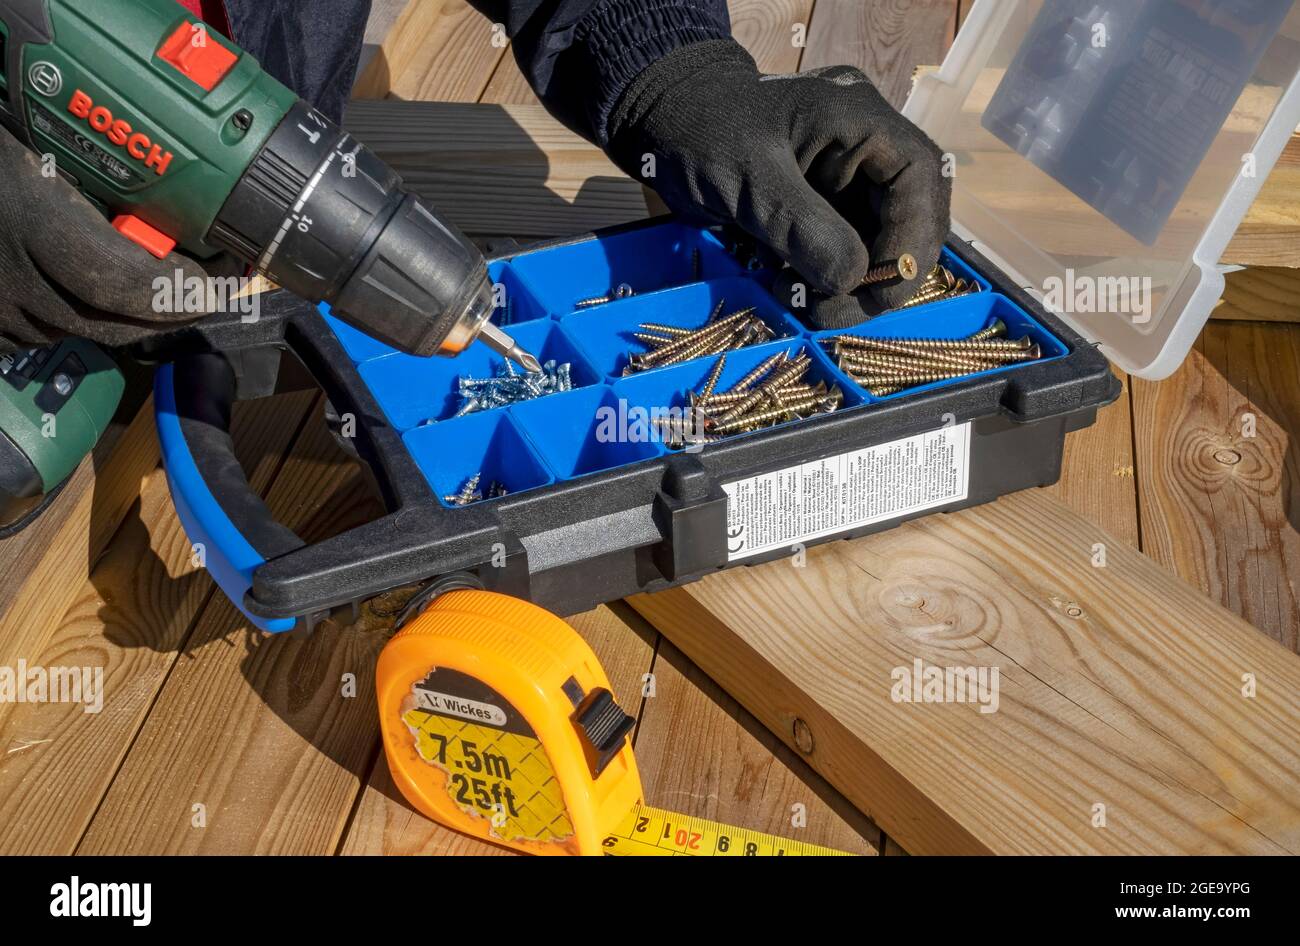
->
[826, 318, 1041, 396]
[442, 472, 509, 507]
[654, 350, 843, 448]
[889, 263, 983, 311]
[624, 300, 779, 375]
[452, 359, 573, 417]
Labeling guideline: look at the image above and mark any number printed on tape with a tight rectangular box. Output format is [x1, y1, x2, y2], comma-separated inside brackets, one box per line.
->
[722, 423, 971, 561]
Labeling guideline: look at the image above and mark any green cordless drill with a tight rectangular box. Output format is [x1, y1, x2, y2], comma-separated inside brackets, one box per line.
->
[0, 0, 538, 532]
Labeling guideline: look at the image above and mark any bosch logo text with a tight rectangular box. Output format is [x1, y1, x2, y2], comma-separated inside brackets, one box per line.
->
[66, 90, 174, 176]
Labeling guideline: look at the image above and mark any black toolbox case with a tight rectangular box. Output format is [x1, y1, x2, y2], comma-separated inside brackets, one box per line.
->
[147, 218, 1120, 632]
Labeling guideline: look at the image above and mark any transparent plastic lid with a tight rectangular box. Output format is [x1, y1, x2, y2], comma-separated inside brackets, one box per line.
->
[904, 0, 1300, 379]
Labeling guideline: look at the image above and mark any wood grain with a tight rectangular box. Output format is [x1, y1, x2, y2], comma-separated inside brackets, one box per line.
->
[353, 0, 414, 92]
[1044, 368, 1139, 547]
[1213, 267, 1300, 323]
[729, 0, 815, 74]
[77, 406, 389, 854]
[0, 393, 317, 855]
[352, 0, 508, 102]
[0, 398, 159, 671]
[344, 101, 648, 237]
[479, 52, 541, 107]
[629, 489, 1300, 855]
[634, 636, 879, 855]
[802, 0, 958, 106]
[1132, 322, 1300, 652]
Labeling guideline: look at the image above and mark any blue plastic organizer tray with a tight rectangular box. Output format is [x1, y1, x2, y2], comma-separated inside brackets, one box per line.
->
[320, 222, 1064, 508]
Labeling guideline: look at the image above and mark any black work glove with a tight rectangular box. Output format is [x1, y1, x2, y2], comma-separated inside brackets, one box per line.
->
[606, 40, 951, 329]
[0, 128, 221, 353]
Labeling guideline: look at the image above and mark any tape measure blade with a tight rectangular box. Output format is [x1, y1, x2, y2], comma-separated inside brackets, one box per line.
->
[603, 804, 856, 856]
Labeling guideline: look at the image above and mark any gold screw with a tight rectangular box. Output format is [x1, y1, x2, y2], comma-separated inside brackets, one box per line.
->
[639, 322, 693, 338]
[699, 354, 727, 399]
[633, 308, 755, 368]
[731, 350, 789, 393]
[863, 253, 919, 286]
[848, 370, 970, 387]
[839, 349, 1002, 375]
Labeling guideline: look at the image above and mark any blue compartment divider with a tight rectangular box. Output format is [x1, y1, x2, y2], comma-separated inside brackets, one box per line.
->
[359, 319, 603, 431]
[611, 341, 868, 448]
[403, 410, 553, 507]
[561, 276, 804, 381]
[331, 221, 1071, 504]
[812, 292, 1069, 401]
[508, 385, 666, 478]
[507, 223, 744, 314]
[490, 260, 549, 326]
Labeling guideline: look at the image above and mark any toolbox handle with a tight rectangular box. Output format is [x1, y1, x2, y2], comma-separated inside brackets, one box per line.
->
[155, 354, 305, 632]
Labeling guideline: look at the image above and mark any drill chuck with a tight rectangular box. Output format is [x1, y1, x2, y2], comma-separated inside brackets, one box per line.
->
[208, 100, 491, 358]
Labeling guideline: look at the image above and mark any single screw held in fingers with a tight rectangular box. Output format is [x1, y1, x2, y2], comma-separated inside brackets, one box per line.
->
[862, 253, 919, 286]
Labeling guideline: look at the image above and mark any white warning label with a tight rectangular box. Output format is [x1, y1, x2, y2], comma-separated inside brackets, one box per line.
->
[722, 423, 971, 561]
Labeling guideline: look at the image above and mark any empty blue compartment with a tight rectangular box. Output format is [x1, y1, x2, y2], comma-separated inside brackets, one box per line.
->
[813, 292, 1069, 401]
[490, 261, 549, 326]
[509, 385, 666, 478]
[359, 319, 602, 431]
[561, 277, 805, 381]
[323, 262, 547, 364]
[507, 222, 745, 314]
[612, 341, 868, 447]
[403, 411, 553, 507]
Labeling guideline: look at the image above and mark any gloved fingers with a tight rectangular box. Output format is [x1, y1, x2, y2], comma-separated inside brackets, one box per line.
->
[838, 123, 952, 310]
[733, 149, 870, 296]
[26, 182, 217, 325]
[772, 268, 880, 331]
[15, 272, 207, 349]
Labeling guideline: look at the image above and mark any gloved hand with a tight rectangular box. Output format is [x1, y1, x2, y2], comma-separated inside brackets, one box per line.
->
[606, 40, 951, 329]
[0, 128, 220, 353]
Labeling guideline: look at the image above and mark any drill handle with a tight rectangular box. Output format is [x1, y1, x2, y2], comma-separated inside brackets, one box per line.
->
[153, 298, 519, 632]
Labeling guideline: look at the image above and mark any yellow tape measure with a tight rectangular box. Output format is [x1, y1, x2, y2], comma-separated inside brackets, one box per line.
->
[376, 589, 854, 857]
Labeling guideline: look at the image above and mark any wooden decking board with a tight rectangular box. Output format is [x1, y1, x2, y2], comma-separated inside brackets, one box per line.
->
[0, 398, 159, 670]
[632, 637, 880, 855]
[1213, 267, 1300, 323]
[629, 489, 1300, 856]
[352, 0, 508, 101]
[1044, 369, 1140, 549]
[802, 0, 958, 107]
[1132, 322, 1300, 652]
[0, 393, 318, 855]
[344, 101, 650, 238]
[77, 408, 389, 854]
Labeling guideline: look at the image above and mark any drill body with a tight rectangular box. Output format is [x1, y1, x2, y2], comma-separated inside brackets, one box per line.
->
[0, 0, 495, 358]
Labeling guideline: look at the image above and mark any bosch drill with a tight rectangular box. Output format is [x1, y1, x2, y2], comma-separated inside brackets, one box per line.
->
[0, 0, 538, 531]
